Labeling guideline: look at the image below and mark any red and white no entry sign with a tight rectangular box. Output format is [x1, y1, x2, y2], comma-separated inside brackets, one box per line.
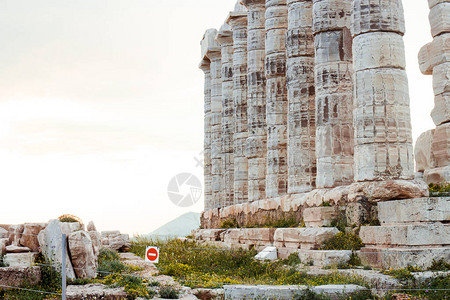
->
[145, 246, 159, 263]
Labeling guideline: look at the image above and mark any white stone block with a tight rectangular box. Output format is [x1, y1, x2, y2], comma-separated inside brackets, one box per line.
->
[378, 197, 450, 224]
[255, 246, 278, 260]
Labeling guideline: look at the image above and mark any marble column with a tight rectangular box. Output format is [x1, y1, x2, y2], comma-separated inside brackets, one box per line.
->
[312, 0, 354, 188]
[217, 24, 235, 208]
[199, 58, 213, 210]
[243, 0, 267, 202]
[228, 3, 249, 204]
[352, 0, 414, 181]
[416, 0, 450, 183]
[286, 0, 316, 193]
[265, 0, 288, 198]
[201, 29, 223, 209]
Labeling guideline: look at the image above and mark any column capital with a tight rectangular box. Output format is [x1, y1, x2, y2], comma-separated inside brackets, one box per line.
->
[242, 0, 266, 8]
[201, 28, 221, 60]
[199, 59, 211, 72]
[227, 10, 248, 28]
[216, 23, 233, 46]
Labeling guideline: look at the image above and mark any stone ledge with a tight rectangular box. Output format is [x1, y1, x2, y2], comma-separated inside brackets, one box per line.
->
[274, 228, 339, 250]
[378, 197, 450, 224]
[224, 284, 366, 300]
[359, 247, 450, 269]
[298, 250, 352, 267]
[201, 180, 428, 229]
[360, 223, 450, 247]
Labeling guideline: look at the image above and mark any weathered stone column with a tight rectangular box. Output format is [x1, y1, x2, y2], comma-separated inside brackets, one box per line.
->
[199, 59, 213, 210]
[217, 24, 235, 208]
[243, 0, 267, 202]
[228, 3, 249, 204]
[201, 29, 223, 209]
[312, 0, 354, 188]
[286, 0, 316, 193]
[352, 0, 414, 181]
[415, 0, 450, 183]
[265, 0, 288, 198]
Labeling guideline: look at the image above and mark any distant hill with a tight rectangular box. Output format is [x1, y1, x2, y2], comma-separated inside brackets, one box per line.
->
[147, 212, 201, 239]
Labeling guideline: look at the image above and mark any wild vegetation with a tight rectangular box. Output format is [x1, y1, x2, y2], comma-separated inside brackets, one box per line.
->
[130, 236, 370, 291]
[429, 183, 450, 197]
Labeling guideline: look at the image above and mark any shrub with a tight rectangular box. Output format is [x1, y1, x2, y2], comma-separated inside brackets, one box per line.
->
[320, 232, 364, 251]
[330, 211, 347, 232]
[283, 253, 302, 266]
[159, 285, 179, 299]
[58, 214, 83, 226]
[428, 258, 450, 271]
[220, 218, 239, 229]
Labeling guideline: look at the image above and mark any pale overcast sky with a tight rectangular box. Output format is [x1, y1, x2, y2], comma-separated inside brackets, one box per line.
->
[0, 0, 435, 235]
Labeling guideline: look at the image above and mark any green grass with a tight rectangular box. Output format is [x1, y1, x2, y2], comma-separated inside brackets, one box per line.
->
[130, 236, 371, 289]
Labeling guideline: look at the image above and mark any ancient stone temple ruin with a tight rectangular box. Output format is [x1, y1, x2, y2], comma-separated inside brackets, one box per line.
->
[197, 0, 449, 269]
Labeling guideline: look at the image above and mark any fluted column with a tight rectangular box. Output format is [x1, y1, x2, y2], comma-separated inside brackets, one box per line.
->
[312, 0, 354, 188]
[228, 3, 249, 204]
[243, 0, 267, 202]
[352, 0, 414, 181]
[286, 0, 316, 193]
[416, 0, 450, 183]
[265, 0, 288, 198]
[199, 59, 212, 210]
[217, 24, 235, 208]
[201, 29, 223, 209]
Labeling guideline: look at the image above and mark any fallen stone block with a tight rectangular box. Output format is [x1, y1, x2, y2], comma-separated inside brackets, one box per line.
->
[4, 252, 38, 267]
[298, 250, 352, 267]
[224, 284, 367, 299]
[19, 223, 46, 252]
[0, 267, 41, 288]
[5, 245, 31, 253]
[193, 229, 225, 241]
[378, 197, 450, 224]
[224, 285, 307, 300]
[38, 219, 77, 280]
[255, 247, 277, 261]
[312, 284, 367, 296]
[304, 207, 338, 227]
[66, 284, 127, 300]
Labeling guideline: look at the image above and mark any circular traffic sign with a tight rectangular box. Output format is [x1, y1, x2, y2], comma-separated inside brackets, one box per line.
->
[146, 247, 159, 262]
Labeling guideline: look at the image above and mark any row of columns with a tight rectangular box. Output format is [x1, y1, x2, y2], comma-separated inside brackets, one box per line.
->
[200, 0, 415, 210]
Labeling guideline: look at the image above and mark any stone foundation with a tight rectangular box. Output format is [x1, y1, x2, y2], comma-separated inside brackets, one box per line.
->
[201, 180, 428, 229]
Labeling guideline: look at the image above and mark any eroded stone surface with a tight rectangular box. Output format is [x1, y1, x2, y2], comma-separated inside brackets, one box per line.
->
[4, 252, 38, 267]
[19, 223, 45, 252]
[66, 284, 127, 300]
[378, 198, 450, 224]
[68, 231, 97, 279]
[38, 219, 76, 280]
[0, 267, 41, 288]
